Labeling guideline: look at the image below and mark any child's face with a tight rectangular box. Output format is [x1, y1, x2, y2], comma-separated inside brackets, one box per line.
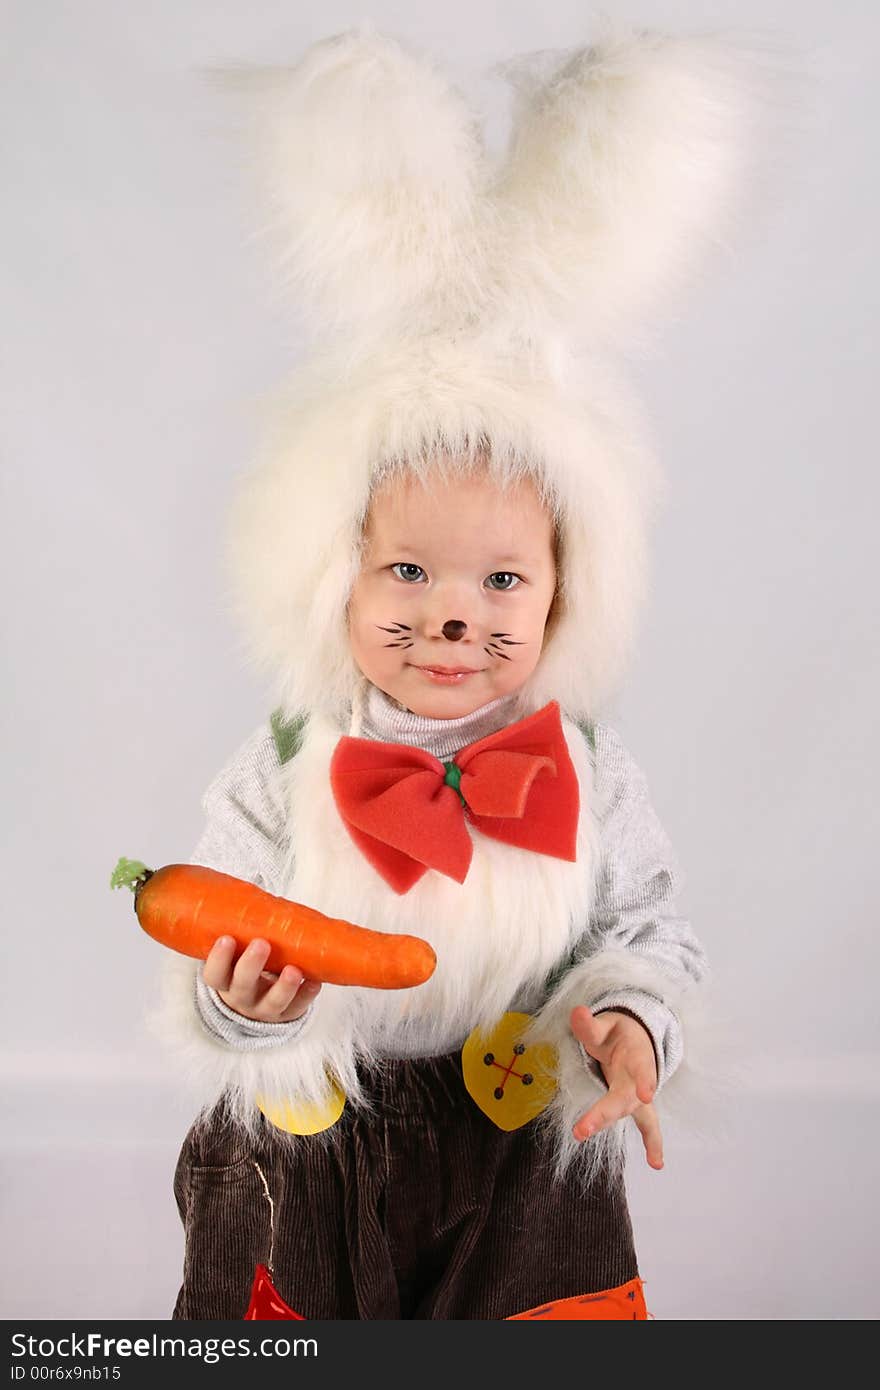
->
[347, 468, 558, 718]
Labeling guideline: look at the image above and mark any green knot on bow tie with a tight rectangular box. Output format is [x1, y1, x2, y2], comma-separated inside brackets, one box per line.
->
[443, 761, 467, 806]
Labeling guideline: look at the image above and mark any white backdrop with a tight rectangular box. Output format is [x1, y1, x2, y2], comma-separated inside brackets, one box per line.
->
[2, 0, 877, 1319]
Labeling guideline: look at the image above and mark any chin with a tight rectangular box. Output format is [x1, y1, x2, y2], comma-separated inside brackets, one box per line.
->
[389, 666, 503, 719]
[409, 691, 493, 720]
[421, 701, 483, 720]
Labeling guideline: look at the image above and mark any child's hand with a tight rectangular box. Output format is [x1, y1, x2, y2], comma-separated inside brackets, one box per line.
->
[569, 1005, 664, 1170]
[202, 936, 322, 1024]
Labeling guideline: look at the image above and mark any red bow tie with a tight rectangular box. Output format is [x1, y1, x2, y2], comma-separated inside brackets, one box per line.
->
[329, 700, 580, 894]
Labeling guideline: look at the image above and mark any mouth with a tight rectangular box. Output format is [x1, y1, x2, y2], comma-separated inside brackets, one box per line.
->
[411, 664, 482, 683]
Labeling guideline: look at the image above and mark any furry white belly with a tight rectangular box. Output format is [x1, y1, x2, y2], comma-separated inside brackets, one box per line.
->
[275, 710, 598, 1060]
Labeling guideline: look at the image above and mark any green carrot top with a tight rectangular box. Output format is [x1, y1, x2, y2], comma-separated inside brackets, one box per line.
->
[110, 857, 151, 893]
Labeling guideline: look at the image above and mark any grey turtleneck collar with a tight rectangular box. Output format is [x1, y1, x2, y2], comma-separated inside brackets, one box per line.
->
[358, 681, 521, 761]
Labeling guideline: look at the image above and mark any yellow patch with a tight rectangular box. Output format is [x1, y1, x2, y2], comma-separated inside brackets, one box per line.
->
[461, 1012, 557, 1131]
[256, 1080, 346, 1135]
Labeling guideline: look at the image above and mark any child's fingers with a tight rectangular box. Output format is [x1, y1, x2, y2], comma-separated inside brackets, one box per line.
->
[635, 1062, 657, 1106]
[570, 1005, 611, 1054]
[572, 1081, 637, 1142]
[203, 936, 322, 1023]
[285, 979, 322, 1021]
[262, 969, 322, 1022]
[228, 938, 272, 1001]
[201, 936, 238, 991]
[632, 1103, 664, 1170]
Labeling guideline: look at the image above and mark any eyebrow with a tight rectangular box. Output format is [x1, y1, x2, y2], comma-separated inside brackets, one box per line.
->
[384, 542, 531, 565]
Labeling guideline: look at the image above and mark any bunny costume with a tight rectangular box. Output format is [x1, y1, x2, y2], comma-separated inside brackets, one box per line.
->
[152, 22, 763, 1319]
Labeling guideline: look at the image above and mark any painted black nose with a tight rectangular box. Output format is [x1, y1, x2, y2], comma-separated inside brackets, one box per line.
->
[442, 620, 467, 641]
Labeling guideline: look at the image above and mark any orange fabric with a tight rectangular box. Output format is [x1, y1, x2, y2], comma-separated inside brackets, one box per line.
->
[506, 1276, 648, 1320]
[330, 700, 580, 894]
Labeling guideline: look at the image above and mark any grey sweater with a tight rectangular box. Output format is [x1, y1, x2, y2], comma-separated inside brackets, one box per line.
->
[190, 685, 707, 1089]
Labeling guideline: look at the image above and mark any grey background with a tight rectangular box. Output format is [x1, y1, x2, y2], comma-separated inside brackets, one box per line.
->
[2, 0, 877, 1319]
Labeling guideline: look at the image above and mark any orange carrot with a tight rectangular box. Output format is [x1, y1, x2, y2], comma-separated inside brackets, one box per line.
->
[110, 857, 436, 990]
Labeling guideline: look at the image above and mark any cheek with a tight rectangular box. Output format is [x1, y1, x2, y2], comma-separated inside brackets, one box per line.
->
[347, 582, 385, 653]
[529, 579, 555, 619]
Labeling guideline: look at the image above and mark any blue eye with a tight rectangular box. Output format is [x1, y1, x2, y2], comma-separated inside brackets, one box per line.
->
[391, 563, 426, 583]
[486, 572, 520, 591]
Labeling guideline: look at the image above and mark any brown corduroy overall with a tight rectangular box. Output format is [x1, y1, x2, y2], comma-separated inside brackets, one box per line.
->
[172, 1049, 642, 1320]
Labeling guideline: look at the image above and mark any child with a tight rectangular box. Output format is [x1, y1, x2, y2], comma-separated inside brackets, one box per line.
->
[154, 23, 757, 1320]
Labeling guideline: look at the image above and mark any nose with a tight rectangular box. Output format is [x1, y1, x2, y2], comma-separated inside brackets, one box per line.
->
[442, 620, 467, 641]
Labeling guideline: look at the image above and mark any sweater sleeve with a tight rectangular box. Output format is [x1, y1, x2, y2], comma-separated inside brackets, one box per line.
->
[168, 724, 315, 1053]
[572, 722, 707, 1092]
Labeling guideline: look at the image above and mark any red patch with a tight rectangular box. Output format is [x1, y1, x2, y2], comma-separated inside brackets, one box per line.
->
[244, 1264, 306, 1320]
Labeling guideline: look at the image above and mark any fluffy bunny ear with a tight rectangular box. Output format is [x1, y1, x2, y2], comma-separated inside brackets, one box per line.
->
[489, 23, 776, 348]
[209, 24, 490, 343]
